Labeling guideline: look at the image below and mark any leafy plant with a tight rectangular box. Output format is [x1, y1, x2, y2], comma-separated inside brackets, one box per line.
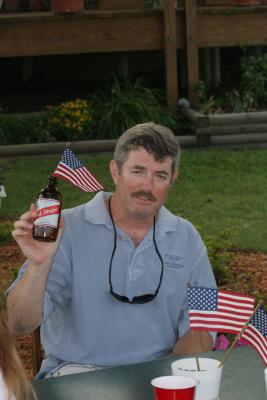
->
[46, 99, 93, 141]
[195, 52, 267, 113]
[90, 77, 184, 139]
[0, 220, 13, 245]
[194, 81, 220, 114]
[240, 53, 267, 107]
[224, 90, 255, 113]
[0, 114, 51, 145]
[201, 229, 234, 286]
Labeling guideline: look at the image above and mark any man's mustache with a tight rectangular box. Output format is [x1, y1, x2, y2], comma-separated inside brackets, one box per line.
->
[131, 191, 157, 201]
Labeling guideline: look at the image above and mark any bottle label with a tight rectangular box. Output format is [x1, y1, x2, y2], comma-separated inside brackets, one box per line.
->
[34, 199, 61, 228]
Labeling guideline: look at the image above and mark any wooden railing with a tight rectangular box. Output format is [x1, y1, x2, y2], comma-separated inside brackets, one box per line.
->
[1, 1, 267, 108]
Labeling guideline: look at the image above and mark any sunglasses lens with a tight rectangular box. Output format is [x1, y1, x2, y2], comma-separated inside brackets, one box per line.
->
[133, 294, 155, 304]
[111, 291, 130, 303]
[111, 290, 156, 304]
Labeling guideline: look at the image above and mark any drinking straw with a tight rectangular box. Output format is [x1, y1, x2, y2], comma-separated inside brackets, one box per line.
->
[191, 330, 200, 371]
[219, 301, 262, 368]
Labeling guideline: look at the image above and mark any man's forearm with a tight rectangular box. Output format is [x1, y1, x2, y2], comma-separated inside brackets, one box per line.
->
[171, 330, 214, 357]
[7, 259, 52, 335]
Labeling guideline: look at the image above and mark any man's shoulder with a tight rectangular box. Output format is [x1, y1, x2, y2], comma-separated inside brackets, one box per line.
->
[61, 191, 108, 225]
[62, 202, 87, 216]
[160, 206, 203, 247]
[160, 206, 198, 233]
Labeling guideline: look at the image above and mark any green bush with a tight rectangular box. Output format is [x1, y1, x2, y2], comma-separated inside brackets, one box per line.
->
[0, 114, 51, 145]
[240, 53, 267, 107]
[201, 230, 234, 286]
[195, 52, 267, 113]
[0, 220, 13, 245]
[90, 77, 188, 139]
[0, 80, 190, 144]
[194, 81, 221, 114]
[223, 90, 255, 113]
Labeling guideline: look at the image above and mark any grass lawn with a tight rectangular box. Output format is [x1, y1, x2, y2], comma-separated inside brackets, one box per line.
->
[1, 147, 267, 253]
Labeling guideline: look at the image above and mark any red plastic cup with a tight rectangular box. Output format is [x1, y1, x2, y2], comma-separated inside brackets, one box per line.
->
[151, 375, 198, 400]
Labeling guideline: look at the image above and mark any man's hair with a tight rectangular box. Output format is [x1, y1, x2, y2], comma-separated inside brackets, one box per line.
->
[113, 122, 180, 173]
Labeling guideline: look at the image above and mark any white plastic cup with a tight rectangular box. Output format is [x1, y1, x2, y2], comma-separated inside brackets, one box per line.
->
[171, 358, 223, 400]
[264, 368, 267, 394]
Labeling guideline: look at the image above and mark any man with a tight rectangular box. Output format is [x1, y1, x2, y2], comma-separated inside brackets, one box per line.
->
[8, 122, 216, 378]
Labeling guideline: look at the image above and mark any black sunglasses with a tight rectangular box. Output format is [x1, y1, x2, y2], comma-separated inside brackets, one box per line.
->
[108, 197, 164, 304]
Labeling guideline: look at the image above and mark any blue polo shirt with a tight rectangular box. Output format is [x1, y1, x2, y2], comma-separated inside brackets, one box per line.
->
[9, 191, 216, 378]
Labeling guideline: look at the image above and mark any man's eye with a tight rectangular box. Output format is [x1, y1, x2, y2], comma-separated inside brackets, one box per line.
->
[157, 175, 168, 181]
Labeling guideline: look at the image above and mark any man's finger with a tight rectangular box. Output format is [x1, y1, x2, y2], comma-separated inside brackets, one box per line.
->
[14, 220, 33, 231]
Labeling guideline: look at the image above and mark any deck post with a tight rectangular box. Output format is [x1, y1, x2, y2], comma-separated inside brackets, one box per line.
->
[185, 0, 199, 107]
[163, 0, 178, 110]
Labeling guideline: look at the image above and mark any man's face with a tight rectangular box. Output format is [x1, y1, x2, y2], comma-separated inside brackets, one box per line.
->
[110, 147, 178, 220]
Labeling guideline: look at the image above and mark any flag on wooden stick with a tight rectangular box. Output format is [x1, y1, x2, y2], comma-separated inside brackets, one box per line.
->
[187, 287, 255, 334]
[53, 148, 104, 192]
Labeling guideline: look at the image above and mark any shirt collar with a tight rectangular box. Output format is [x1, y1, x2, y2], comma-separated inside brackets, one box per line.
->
[85, 191, 112, 227]
[156, 205, 179, 236]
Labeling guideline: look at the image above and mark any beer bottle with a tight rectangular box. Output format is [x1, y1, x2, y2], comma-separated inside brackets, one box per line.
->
[33, 176, 62, 242]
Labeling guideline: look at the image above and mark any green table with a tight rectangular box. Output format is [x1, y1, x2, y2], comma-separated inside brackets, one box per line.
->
[34, 346, 266, 400]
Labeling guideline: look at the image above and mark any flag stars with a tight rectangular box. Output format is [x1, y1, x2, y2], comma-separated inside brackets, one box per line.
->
[251, 307, 267, 336]
[62, 148, 83, 169]
[188, 287, 217, 310]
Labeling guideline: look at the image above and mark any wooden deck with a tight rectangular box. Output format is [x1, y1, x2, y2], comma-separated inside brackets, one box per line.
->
[1, 2, 267, 108]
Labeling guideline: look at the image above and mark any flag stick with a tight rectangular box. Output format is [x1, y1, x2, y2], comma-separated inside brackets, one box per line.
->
[219, 301, 262, 368]
[191, 330, 200, 371]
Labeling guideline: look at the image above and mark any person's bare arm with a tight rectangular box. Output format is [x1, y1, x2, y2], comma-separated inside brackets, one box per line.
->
[171, 330, 214, 356]
[7, 204, 64, 335]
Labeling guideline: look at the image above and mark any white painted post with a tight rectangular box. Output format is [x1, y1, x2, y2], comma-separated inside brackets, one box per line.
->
[0, 185, 7, 208]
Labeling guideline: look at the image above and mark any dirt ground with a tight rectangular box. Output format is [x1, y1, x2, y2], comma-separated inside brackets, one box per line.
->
[0, 241, 267, 378]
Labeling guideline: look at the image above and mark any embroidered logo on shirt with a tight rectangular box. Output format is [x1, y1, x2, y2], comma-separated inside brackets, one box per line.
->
[164, 254, 184, 270]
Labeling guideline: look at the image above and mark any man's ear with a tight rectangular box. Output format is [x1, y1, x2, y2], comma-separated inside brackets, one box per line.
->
[170, 170, 179, 185]
[110, 160, 120, 185]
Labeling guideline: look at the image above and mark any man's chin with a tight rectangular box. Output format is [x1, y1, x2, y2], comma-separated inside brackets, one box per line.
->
[131, 205, 158, 220]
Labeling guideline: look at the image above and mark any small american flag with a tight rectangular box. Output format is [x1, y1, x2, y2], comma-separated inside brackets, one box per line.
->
[188, 287, 255, 334]
[241, 306, 267, 367]
[53, 148, 104, 192]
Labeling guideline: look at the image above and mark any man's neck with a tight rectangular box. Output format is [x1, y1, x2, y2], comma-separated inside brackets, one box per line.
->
[106, 196, 155, 246]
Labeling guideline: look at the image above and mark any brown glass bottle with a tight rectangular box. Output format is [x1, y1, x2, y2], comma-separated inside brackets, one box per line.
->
[33, 176, 62, 242]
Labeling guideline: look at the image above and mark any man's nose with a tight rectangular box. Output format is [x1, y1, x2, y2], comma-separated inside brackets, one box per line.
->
[140, 174, 153, 190]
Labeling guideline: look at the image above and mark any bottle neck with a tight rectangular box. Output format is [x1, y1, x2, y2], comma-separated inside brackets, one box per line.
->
[47, 177, 57, 188]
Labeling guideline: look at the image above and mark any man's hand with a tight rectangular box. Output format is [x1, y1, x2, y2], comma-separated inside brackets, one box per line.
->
[8, 204, 65, 335]
[12, 203, 64, 266]
[171, 330, 214, 357]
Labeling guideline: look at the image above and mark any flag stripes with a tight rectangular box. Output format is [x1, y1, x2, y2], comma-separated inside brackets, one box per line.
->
[54, 163, 102, 192]
[241, 306, 267, 367]
[53, 148, 104, 193]
[242, 326, 267, 366]
[188, 287, 255, 334]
